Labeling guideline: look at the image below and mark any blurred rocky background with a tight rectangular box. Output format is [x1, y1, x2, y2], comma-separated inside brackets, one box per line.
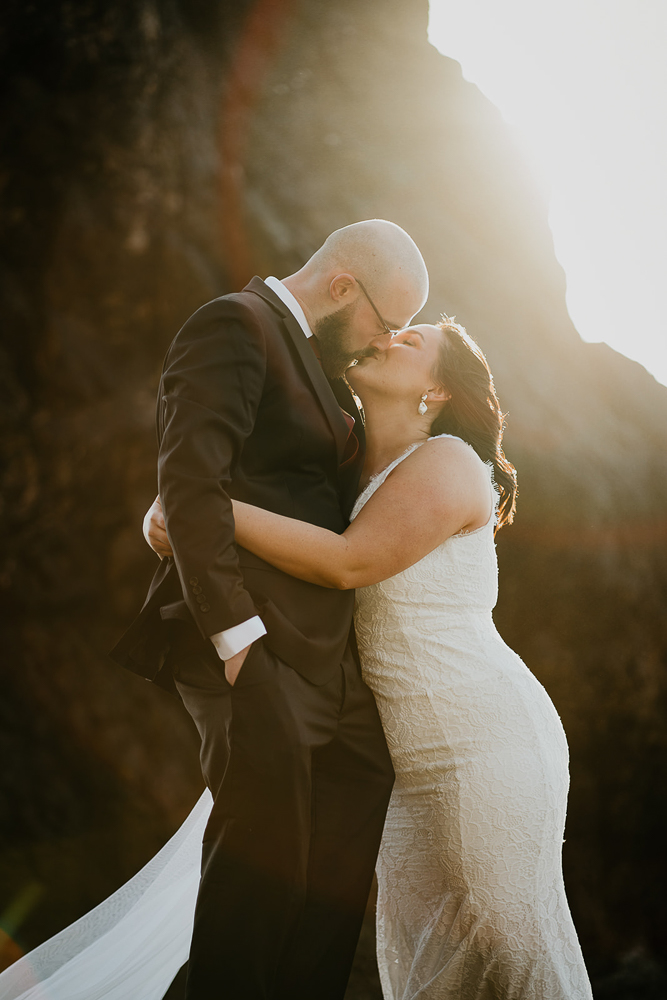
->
[1, 0, 666, 996]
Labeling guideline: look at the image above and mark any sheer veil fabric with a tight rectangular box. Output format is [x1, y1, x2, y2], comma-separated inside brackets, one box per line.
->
[0, 791, 212, 1000]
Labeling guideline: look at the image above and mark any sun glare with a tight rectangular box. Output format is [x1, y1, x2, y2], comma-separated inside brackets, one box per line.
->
[428, 0, 667, 387]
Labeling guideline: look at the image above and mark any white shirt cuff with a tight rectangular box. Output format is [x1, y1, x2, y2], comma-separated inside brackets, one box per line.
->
[209, 616, 267, 661]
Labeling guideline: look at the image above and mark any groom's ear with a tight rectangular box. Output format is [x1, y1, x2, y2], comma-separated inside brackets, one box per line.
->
[329, 273, 356, 303]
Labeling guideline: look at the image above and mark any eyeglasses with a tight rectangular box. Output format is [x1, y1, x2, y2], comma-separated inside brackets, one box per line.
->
[355, 278, 395, 336]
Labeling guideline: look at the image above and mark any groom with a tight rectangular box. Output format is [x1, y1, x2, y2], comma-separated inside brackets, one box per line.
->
[112, 220, 429, 999]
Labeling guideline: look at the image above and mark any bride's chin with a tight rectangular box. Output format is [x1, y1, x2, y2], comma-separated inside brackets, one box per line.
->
[345, 367, 370, 399]
[346, 360, 371, 386]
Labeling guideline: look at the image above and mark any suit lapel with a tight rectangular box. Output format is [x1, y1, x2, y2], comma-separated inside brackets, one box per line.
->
[246, 277, 351, 466]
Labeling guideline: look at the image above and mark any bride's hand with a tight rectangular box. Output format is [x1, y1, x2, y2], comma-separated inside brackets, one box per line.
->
[143, 496, 173, 559]
[143, 497, 246, 560]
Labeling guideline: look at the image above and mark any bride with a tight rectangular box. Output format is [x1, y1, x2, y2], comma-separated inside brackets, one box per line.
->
[0, 319, 592, 1000]
[224, 318, 593, 1000]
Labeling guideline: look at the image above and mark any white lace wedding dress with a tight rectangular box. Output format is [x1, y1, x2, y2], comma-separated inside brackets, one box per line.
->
[351, 435, 592, 999]
[0, 434, 591, 1000]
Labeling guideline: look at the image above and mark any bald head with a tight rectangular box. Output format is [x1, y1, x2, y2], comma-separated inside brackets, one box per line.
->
[307, 220, 428, 312]
[280, 220, 429, 377]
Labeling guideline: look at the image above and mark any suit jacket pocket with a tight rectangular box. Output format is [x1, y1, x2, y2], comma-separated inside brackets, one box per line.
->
[159, 599, 194, 623]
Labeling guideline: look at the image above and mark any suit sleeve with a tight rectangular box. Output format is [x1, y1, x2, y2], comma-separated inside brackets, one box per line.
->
[157, 297, 266, 640]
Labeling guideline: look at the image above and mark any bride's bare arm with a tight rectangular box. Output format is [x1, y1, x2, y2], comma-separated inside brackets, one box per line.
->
[233, 438, 492, 589]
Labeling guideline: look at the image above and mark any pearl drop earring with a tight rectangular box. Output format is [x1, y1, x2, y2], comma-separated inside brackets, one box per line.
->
[418, 393, 428, 416]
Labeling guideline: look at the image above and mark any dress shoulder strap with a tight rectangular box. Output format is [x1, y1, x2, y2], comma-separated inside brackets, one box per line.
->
[351, 435, 471, 520]
[351, 433, 499, 526]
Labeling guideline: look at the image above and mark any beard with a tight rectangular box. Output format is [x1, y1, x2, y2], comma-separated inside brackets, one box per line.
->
[314, 303, 373, 379]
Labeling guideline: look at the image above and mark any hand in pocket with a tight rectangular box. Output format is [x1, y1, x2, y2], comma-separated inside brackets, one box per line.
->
[224, 642, 253, 686]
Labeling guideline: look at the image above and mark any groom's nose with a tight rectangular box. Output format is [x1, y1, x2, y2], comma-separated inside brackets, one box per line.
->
[368, 332, 392, 353]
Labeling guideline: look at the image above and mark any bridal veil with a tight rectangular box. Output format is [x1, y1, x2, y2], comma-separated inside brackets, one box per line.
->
[0, 790, 212, 1000]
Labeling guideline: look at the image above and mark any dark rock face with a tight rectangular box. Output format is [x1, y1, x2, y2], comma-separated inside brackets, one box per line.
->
[0, 0, 251, 956]
[1, 0, 666, 992]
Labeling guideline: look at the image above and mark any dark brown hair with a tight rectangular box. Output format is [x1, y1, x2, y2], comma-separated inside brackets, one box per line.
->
[429, 318, 517, 530]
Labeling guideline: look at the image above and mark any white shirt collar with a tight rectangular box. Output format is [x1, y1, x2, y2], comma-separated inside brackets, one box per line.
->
[264, 276, 314, 339]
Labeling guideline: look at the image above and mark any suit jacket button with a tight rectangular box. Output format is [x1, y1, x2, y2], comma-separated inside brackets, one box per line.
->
[196, 593, 206, 604]
[189, 576, 199, 586]
[192, 585, 202, 594]
[200, 604, 211, 613]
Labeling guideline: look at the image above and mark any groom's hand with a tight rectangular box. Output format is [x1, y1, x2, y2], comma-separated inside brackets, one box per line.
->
[223, 643, 252, 686]
[143, 496, 173, 559]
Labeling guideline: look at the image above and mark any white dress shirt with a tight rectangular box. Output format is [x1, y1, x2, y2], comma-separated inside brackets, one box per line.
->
[264, 276, 314, 338]
[209, 277, 312, 661]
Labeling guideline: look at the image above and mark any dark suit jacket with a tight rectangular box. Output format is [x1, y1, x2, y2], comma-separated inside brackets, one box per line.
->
[110, 278, 365, 688]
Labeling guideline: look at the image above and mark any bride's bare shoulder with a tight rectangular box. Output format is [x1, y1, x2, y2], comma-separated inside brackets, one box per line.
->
[397, 434, 488, 483]
[384, 435, 492, 529]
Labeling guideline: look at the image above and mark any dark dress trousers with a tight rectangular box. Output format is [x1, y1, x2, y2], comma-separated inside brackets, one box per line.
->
[111, 278, 394, 1000]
